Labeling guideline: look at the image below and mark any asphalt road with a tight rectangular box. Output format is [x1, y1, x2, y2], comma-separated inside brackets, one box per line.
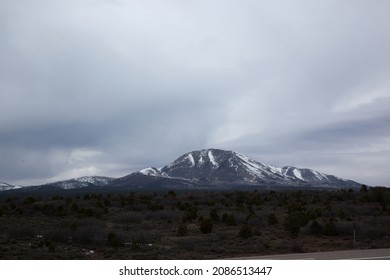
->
[234, 248, 390, 260]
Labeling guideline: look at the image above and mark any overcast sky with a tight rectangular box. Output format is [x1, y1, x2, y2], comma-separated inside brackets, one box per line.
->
[1, 0, 389, 186]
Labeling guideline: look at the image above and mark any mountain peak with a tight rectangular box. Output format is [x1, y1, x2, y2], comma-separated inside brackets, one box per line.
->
[1, 148, 361, 193]
[151, 148, 360, 188]
[166, 148, 232, 169]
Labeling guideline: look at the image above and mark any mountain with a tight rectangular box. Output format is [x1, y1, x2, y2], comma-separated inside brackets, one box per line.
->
[0, 182, 23, 191]
[133, 149, 361, 188]
[1, 149, 361, 193]
[29, 176, 116, 191]
[110, 172, 201, 190]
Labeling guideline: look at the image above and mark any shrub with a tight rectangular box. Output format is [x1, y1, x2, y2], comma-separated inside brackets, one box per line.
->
[45, 228, 72, 243]
[323, 218, 338, 236]
[221, 213, 228, 223]
[145, 210, 180, 223]
[73, 222, 106, 245]
[177, 223, 188, 236]
[284, 214, 301, 237]
[209, 208, 219, 222]
[291, 243, 304, 253]
[23, 197, 37, 205]
[47, 242, 56, 253]
[113, 212, 143, 224]
[40, 203, 56, 216]
[147, 203, 164, 211]
[183, 207, 198, 222]
[166, 190, 176, 197]
[267, 213, 278, 225]
[8, 225, 36, 239]
[200, 218, 213, 234]
[309, 220, 323, 235]
[360, 185, 368, 193]
[107, 232, 122, 248]
[239, 224, 253, 239]
[177, 237, 197, 251]
[357, 217, 390, 238]
[224, 214, 237, 226]
[128, 231, 152, 245]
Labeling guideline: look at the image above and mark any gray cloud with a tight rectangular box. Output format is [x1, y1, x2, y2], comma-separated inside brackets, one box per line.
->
[1, 0, 390, 186]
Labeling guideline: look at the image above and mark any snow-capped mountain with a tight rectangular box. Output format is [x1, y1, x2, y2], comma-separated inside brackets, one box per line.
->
[0, 182, 23, 191]
[135, 149, 360, 188]
[2, 149, 361, 193]
[32, 176, 116, 190]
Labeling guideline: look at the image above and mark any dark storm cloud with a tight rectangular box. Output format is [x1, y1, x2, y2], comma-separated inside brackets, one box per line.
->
[1, 0, 389, 185]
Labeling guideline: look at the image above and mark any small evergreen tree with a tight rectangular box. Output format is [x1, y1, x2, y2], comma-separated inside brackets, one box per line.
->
[209, 208, 219, 222]
[360, 184, 368, 193]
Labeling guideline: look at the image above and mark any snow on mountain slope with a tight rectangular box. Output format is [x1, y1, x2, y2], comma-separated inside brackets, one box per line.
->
[138, 167, 170, 177]
[38, 176, 116, 190]
[141, 149, 361, 187]
[158, 149, 288, 183]
[4, 148, 361, 192]
[0, 182, 23, 191]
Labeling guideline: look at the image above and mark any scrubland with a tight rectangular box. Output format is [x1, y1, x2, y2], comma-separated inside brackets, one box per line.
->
[1, 186, 389, 259]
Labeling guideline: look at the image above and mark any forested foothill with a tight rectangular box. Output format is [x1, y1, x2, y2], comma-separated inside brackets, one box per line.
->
[0, 185, 389, 259]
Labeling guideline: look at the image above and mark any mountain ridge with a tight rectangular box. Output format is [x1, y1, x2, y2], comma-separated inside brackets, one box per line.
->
[36, 176, 116, 190]
[135, 148, 360, 188]
[0, 182, 23, 191]
[1, 148, 361, 192]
